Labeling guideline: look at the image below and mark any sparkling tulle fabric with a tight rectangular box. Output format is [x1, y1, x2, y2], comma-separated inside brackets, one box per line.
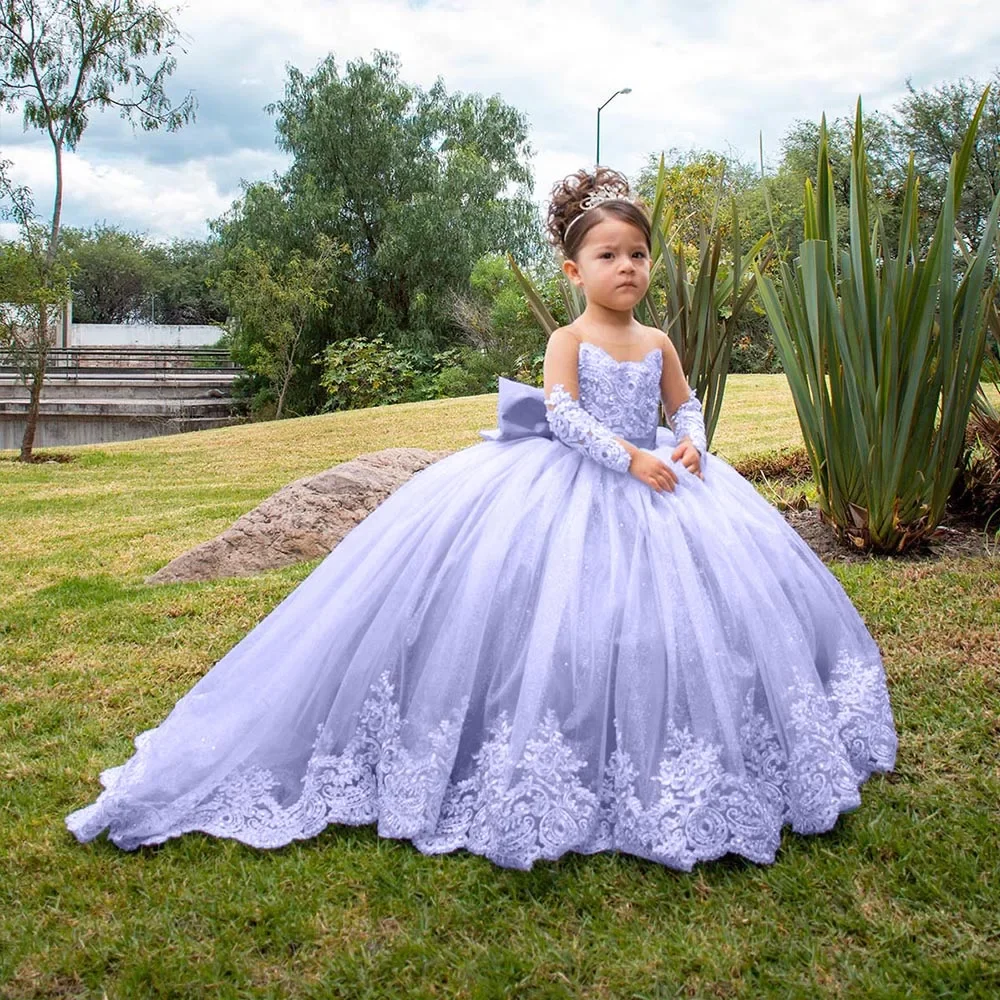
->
[66, 341, 897, 869]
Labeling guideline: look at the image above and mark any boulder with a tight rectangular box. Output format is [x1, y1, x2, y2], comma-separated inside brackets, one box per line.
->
[146, 446, 453, 584]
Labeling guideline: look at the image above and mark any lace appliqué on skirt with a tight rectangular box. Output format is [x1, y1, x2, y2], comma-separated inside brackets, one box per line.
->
[78, 652, 896, 869]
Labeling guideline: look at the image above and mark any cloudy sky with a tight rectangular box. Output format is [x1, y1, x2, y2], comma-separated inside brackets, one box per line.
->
[2, 0, 999, 242]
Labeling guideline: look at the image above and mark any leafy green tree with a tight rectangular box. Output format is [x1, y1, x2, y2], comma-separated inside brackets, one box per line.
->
[452, 253, 546, 352]
[0, 163, 71, 433]
[893, 69, 1000, 246]
[213, 49, 543, 413]
[437, 252, 553, 395]
[61, 226, 227, 326]
[61, 225, 160, 323]
[271, 50, 542, 337]
[0, 0, 194, 458]
[213, 182, 333, 413]
[151, 238, 227, 326]
[217, 235, 343, 420]
[635, 149, 758, 249]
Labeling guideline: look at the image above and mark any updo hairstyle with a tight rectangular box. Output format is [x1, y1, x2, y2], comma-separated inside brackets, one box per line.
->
[545, 166, 651, 261]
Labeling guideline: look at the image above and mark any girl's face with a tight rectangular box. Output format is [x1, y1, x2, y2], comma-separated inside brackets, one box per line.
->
[564, 215, 651, 311]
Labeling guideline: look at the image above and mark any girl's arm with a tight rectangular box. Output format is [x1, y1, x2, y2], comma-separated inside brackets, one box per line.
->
[658, 334, 707, 458]
[543, 327, 637, 473]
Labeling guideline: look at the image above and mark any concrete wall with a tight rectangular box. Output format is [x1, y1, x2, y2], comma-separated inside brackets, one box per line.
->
[70, 324, 224, 348]
[0, 409, 239, 449]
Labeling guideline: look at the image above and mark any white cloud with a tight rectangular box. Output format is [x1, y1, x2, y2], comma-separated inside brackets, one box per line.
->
[1, 139, 287, 240]
[1, 0, 998, 239]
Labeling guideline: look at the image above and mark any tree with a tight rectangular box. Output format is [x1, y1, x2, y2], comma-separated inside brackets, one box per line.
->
[894, 69, 1000, 246]
[0, 160, 70, 426]
[635, 148, 758, 249]
[61, 225, 159, 323]
[213, 50, 543, 414]
[62, 226, 228, 325]
[271, 50, 542, 334]
[217, 235, 343, 420]
[151, 238, 227, 325]
[0, 0, 195, 459]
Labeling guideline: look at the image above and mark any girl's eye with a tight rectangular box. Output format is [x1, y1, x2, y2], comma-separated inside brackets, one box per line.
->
[633, 251, 646, 259]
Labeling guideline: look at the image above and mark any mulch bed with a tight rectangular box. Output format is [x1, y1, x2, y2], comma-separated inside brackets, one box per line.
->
[781, 504, 996, 563]
[729, 448, 998, 564]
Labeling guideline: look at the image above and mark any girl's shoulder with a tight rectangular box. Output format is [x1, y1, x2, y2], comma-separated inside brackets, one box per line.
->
[637, 324, 668, 342]
[547, 324, 584, 351]
[634, 326, 676, 360]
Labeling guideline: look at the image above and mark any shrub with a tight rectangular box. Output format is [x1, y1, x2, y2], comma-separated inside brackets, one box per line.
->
[756, 92, 1000, 552]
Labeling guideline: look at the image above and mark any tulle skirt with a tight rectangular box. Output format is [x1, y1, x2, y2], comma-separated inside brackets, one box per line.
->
[66, 428, 897, 870]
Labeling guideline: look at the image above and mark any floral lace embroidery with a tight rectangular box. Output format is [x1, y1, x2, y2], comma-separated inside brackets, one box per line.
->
[577, 342, 662, 447]
[544, 384, 632, 472]
[668, 389, 707, 457]
[81, 649, 896, 869]
[188, 672, 470, 848]
[543, 343, 665, 471]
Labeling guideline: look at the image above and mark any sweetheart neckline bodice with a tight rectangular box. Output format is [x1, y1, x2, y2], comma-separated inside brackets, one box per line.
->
[575, 339, 663, 448]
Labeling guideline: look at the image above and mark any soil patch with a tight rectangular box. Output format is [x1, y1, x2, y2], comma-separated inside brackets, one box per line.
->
[781, 504, 996, 563]
[0, 451, 76, 464]
[730, 448, 997, 563]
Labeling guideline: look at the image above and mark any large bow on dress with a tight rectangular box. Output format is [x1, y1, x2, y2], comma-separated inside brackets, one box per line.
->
[478, 377, 553, 442]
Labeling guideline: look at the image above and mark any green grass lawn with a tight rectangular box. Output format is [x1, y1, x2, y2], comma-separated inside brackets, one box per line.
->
[2, 374, 999, 999]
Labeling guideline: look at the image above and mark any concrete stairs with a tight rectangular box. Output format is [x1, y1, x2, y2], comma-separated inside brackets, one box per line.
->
[0, 347, 244, 450]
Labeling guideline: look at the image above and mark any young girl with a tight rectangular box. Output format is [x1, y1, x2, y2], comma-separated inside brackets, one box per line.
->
[66, 167, 897, 871]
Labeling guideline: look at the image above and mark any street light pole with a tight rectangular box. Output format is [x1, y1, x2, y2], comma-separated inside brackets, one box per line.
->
[596, 87, 632, 165]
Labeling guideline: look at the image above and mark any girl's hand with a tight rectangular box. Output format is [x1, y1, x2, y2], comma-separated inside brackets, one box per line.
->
[671, 439, 703, 480]
[629, 449, 679, 493]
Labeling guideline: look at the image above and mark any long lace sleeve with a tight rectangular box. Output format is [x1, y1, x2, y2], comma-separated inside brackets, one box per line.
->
[544, 384, 632, 473]
[668, 388, 707, 458]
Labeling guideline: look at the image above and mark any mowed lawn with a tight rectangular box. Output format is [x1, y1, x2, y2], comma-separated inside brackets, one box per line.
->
[1, 374, 998, 999]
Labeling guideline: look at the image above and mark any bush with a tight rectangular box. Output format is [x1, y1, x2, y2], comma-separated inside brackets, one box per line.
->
[729, 313, 783, 374]
[431, 345, 544, 398]
[318, 335, 467, 410]
[756, 95, 1000, 552]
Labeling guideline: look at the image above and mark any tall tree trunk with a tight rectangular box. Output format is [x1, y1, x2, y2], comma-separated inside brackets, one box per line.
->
[19, 136, 66, 461]
[20, 304, 49, 460]
[275, 326, 303, 420]
[47, 137, 64, 268]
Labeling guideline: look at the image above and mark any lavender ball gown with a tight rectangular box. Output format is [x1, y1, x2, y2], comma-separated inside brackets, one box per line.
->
[66, 342, 897, 870]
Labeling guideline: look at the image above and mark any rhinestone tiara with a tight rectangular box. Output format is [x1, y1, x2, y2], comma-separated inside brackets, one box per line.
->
[563, 184, 637, 240]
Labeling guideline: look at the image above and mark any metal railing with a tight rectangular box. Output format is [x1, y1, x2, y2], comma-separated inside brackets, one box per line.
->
[0, 346, 241, 372]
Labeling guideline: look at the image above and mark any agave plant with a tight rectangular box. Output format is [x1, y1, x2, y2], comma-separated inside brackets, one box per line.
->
[956, 300, 1000, 522]
[756, 90, 1000, 552]
[971, 263, 1000, 426]
[508, 153, 767, 448]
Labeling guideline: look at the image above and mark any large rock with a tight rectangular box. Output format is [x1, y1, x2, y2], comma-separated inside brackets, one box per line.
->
[146, 447, 454, 584]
